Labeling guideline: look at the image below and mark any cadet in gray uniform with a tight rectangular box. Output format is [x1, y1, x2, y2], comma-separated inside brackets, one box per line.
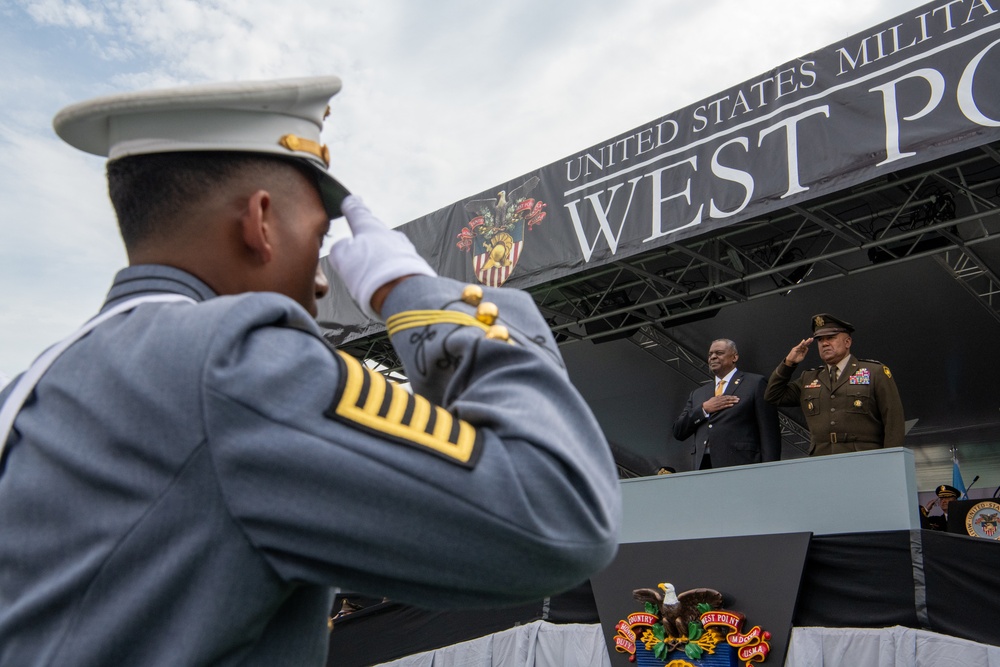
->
[0, 78, 621, 667]
[765, 313, 904, 456]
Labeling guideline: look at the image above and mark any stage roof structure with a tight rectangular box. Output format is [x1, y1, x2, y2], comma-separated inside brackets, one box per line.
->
[318, 0, 1000, 491]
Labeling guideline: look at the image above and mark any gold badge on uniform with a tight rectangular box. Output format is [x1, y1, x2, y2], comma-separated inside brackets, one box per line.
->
[853, 399, 862, 407]
[883, 366, 892, 378]
[807, 401, 814, 410]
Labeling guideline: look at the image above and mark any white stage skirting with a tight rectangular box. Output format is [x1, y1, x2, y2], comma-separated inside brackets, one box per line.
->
[785, 626, 1000, 666]
[374, 621, 611, 667]
[374, 622, 1000, 666]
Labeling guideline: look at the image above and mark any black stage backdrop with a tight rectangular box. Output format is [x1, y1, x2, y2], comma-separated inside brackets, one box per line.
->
[326, 581, 601, 666]
[319, 0, 1000, 342]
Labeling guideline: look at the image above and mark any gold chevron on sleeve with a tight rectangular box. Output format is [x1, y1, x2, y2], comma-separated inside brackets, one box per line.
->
[325, 351, 482, 468]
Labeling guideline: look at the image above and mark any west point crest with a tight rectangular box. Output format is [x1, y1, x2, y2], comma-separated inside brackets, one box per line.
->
[456, 176, 547, 287]
[613, 582, 771, 666]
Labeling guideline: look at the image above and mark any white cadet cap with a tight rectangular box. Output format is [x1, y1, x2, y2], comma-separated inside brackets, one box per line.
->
[52, 76, 350, 218]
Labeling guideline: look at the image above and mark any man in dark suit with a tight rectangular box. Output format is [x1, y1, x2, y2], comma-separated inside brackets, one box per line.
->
[673, 339, 781, 470]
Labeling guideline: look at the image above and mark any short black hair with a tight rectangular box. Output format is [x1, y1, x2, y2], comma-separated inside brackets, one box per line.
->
[106, 152, 314, 249]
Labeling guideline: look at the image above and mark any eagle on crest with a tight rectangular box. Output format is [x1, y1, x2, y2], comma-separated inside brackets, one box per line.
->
[456, 176, 548, 286]
[632, 582, 724, 638]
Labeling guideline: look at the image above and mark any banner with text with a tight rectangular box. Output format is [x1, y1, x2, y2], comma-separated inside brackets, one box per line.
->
[319, 0, 1000, 339]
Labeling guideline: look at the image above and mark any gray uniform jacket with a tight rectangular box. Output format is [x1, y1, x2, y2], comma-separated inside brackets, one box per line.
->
[0, 265, 621, 667]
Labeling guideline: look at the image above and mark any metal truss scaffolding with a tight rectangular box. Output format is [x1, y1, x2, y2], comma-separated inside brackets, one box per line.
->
[331, 140, 1000, 426]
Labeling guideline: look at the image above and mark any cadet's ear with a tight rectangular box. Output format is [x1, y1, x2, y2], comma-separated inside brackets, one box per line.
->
[240, 189, 273, 264]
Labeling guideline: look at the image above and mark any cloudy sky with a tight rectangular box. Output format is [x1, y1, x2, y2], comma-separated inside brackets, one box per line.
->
[0, 0, 922, 380]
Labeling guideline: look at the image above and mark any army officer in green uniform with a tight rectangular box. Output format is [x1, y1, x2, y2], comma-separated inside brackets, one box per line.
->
[765, 314, 904, 456]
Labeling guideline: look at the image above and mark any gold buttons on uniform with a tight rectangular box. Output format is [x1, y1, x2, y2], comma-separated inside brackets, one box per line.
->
[476, 302, 499, 325]
[486, 325, 510, 341]
[461, 285, 484, 306]
[459, 287, 507, 340]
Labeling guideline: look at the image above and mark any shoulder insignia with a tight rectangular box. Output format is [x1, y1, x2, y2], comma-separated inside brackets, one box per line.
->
[883, 366, 892, 378]
[325, 351, 482, 468]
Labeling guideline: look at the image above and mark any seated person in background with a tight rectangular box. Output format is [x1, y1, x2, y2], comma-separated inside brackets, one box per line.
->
[922, 484, 961, 531]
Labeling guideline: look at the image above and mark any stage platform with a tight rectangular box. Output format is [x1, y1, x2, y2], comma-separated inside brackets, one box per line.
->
[327, 450, 999, 666]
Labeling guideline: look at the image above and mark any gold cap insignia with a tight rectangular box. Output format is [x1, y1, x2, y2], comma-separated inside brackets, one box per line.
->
[814, 316, 825, 328]
[279, 133, 330, 166]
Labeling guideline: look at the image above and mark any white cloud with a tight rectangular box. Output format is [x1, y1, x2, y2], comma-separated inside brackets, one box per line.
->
[0, 118, 125, 375]
[22, 0, 108, 30]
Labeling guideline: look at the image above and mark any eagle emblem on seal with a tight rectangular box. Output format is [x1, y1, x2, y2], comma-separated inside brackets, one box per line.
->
[612, 581, 772, 665]
[456, 176, 547, 287]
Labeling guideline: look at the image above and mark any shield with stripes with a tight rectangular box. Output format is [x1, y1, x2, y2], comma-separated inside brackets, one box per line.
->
[456, 177, 547, 288]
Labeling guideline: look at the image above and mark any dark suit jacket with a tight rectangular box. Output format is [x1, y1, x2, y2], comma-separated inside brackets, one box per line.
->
[672, 370, 781, 470]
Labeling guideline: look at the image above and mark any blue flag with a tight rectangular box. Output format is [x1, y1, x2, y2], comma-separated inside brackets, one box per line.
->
[952, 452, 967, 499]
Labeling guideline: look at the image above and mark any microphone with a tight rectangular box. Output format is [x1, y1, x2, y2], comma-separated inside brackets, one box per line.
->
[964, 475, 980, 498]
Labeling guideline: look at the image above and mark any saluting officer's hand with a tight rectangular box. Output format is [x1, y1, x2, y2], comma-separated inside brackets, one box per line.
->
[702, 395, 739, 414]
[329, 196, 437, 319]
[784, 337, 813, 366]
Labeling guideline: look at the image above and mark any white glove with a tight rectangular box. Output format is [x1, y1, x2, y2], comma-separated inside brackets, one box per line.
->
[328, 195, 437, 320]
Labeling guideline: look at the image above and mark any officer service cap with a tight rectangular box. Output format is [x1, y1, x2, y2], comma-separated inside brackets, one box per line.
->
[52, 76, 350, 219]
[936, 484, 960, 499]
[811, 313, 854, 337]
